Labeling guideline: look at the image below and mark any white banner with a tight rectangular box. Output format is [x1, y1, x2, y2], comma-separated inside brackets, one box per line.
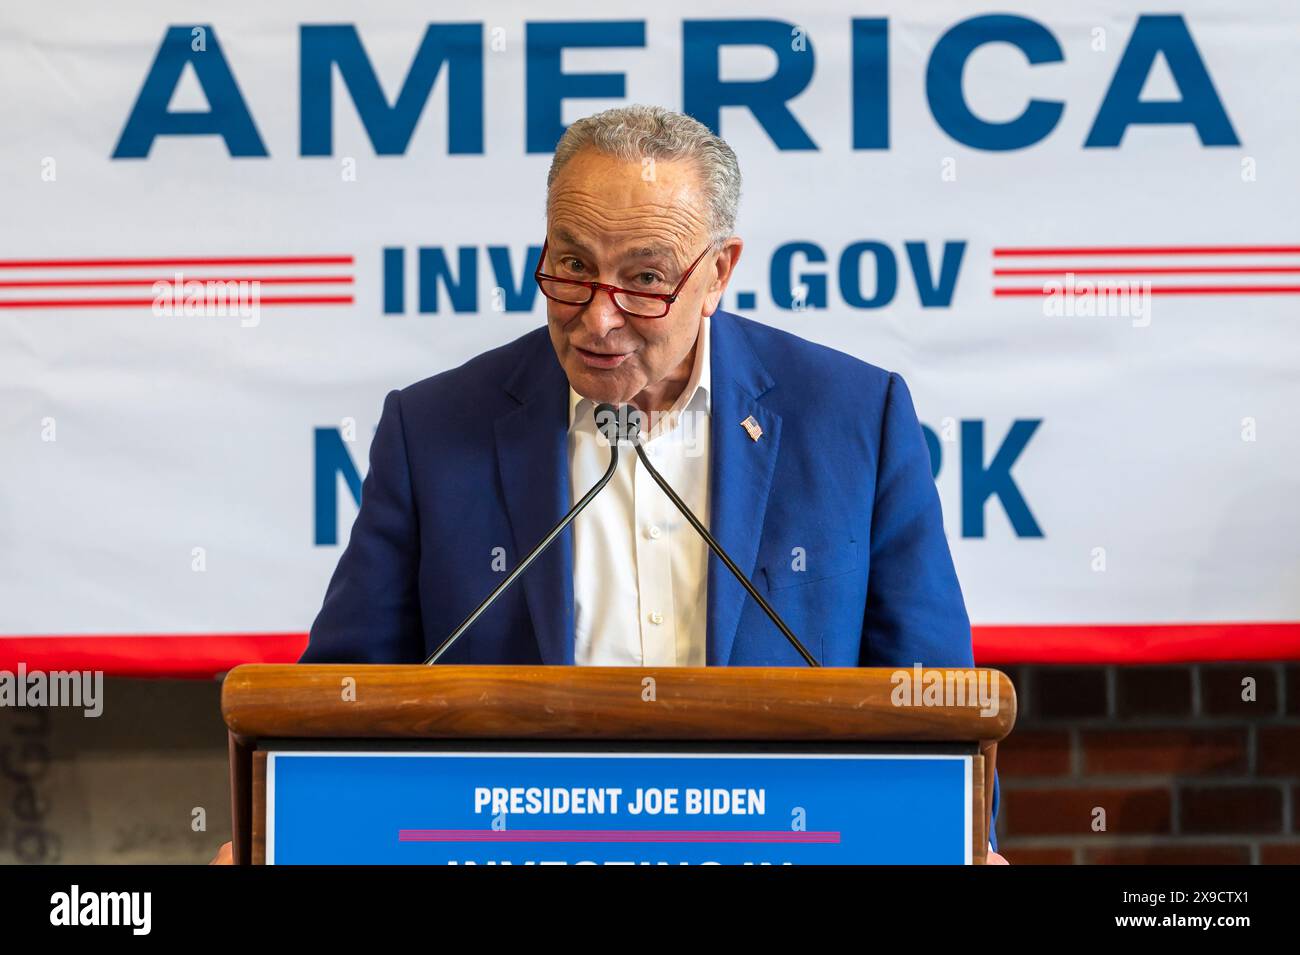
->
[2, 1, 1297, 671]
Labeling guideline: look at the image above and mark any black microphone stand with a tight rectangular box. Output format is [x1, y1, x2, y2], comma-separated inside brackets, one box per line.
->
[424, 404, 624, 665]
[628, 418, 820, 667]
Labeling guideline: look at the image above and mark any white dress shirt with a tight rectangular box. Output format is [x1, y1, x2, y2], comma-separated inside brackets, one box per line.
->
[569, 314, 712, 666]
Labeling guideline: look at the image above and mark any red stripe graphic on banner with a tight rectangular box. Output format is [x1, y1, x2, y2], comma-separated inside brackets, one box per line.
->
[0, 296, 354, 308]
[0, 255, 357, 309]
[0, 256, 354, 268]
[993, 245, 1300, 256]
[0, 624, 1297, 676]
[994, 266, 1300, 276]
[993, 285, 1300, 296]
[991, 243, 1300, 297]
[0, 276, 355, 288]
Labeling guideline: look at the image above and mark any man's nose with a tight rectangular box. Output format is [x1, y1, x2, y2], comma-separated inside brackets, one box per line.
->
[577, 288, 627, 338]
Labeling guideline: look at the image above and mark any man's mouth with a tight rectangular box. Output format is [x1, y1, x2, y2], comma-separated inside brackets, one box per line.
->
[574, 345, 632, 369]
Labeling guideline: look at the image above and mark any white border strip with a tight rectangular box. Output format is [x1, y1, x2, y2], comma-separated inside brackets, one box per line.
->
[266, 750, 972, 761]
[266, 752, 277, 866]
[964, 756, 973, 865]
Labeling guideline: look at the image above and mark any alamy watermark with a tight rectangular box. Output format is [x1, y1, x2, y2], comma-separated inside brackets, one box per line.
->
[152, 272, 261, 327]
[889, 664, 1001, 718]
[1042, 272, 1151, 327]
[0, 664, 103, 717]
[50, 885, 150, 935]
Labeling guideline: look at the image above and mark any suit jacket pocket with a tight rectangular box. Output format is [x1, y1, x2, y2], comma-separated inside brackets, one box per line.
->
[761, 535, 860, 591]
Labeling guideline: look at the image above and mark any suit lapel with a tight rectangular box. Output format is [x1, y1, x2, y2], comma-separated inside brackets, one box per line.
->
[705, 312, 782, 666]
[491, 314, 782, 668]
[494, 332, 575, 665]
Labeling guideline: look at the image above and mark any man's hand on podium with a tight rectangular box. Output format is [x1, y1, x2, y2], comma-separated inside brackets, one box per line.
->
[988, 850, 1009, 864]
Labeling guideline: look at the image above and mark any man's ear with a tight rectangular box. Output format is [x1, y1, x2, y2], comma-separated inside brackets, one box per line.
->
[703, 237, 743, 315]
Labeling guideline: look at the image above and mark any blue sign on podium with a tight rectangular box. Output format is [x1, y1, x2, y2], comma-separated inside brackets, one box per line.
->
[266, 748, 973, 864]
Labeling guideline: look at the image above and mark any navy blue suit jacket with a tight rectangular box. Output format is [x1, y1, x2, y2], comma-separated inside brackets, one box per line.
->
[304, 309, 974, 668]
[301, 310, 997, 843]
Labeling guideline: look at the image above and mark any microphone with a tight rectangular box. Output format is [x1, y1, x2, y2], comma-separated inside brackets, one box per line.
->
[623, 405, 821, 667]
[424, 402, 629, 665]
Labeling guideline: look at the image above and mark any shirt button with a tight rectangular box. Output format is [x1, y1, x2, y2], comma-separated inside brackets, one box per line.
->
[647, 525, 662, 540]
[648, 611, 664, 625]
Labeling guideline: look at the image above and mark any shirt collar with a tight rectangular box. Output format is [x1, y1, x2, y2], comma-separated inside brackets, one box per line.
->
[568, 313, 712, 432]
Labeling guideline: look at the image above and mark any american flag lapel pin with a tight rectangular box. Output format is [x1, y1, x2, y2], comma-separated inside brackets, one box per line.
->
[741, 415, 763, 442]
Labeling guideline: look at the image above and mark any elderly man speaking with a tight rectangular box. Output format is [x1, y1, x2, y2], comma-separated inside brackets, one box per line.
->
[190, 105, 1016, 870]
[303, 103, 975, 685]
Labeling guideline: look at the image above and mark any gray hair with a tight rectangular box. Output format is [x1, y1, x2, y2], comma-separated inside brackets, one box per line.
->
[546, 105, 742, 247]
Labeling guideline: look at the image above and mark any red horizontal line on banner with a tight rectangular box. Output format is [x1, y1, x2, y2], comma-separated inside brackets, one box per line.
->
[0, 624, 1296, 677]
[974, 622, 1300, 665]
[994, 266, 1300, 276]
[994, 245, 1300, 257]
[0, 276, 354, 289]
[0, 256, 354, 269]
[0, 633, 310, 678]
[0, 296, 354, 308]
[993, 285, 1300, 296]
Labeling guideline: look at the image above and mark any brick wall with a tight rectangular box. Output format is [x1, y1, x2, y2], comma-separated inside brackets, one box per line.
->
[0, 678, 229, 864]
[994, 663, 1300, 864]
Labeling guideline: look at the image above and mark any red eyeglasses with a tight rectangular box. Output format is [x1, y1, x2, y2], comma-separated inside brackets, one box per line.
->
[534, 238, 711, 319]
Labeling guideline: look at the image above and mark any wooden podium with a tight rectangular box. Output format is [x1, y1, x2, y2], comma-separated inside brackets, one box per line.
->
[223, 664, 1015, 865]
